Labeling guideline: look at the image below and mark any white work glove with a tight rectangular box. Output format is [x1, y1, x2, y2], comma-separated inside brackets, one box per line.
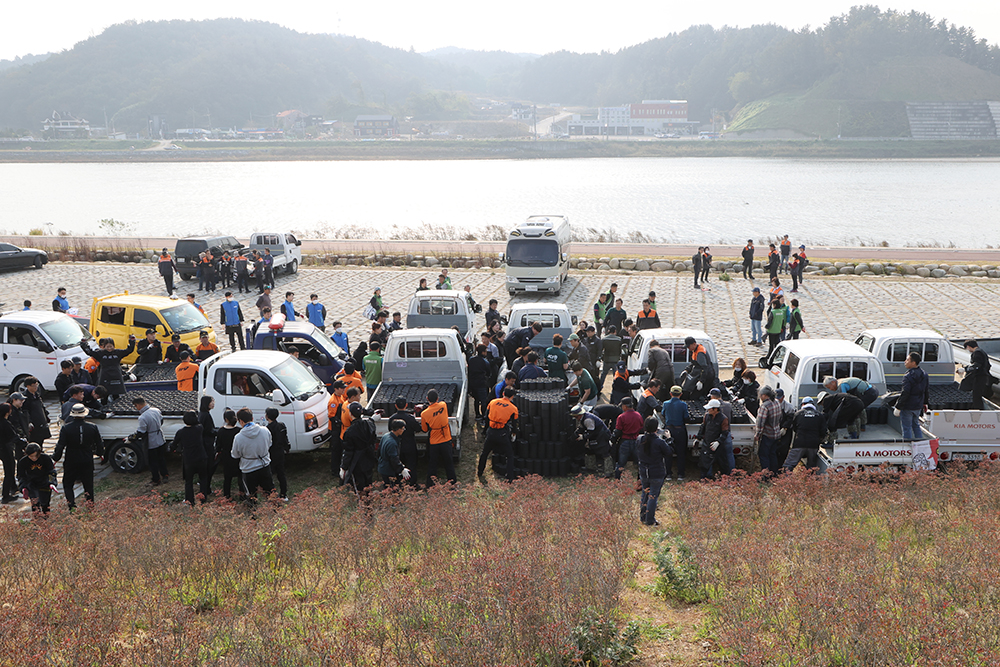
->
[401, 468, 411, 481]
[710, 441, 719, 451]
[737, 398, 746, 405]
[779, 428, 787, 437]
[339, 468, 347, 481]
[956, 366, 966, 376]
[696, 381, 703, 391]
[893, 408, 901, 417]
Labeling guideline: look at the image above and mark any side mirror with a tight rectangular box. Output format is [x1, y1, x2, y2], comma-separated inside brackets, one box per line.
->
[317, 354, 330, 366]
[758, 357, 770, 369]
[337, 352, 348, 361]
[37, 341, 53, 354]
[157, 324, 169, 336]
[561, 253, 568, 262]
[271, 389, 286, 405]
[498, 252, 505, 263]
[295, 240, 302, 246]
[571, 315, 578, 325]
[500, 316, 508, 326]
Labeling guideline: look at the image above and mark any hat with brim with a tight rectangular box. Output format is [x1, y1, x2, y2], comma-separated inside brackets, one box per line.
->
[704, 399, 722, 409]
[69, 402, 89, 418]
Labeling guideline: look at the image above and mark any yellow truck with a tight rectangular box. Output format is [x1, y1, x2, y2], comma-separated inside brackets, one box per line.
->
[89, 292, 216, 363]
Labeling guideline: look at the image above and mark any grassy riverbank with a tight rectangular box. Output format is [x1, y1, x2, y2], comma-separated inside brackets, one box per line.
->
[1, 138, 999, 162]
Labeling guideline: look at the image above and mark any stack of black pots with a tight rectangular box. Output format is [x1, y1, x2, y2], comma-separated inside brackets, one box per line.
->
[506, 377, 572, 477]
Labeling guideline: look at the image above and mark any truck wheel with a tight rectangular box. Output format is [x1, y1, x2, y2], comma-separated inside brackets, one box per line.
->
[109, 439, 146, 474]
[180, 273, 193, 281]
[9, 375, 31, 395]
[287, 259, 298, 275]
[509, 289, 516, 297]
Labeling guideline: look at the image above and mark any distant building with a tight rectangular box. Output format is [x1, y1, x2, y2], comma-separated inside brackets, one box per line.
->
[41, 111, 90, 139]
[510, 104, 534, 121]
[277, 110, 322, 130]
[354, 115, 399, 137]
[568, 100, 698, 136]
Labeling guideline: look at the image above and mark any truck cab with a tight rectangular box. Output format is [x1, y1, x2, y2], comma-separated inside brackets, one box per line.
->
[626, 328, 719, 390]
[249, 232, 303, 275]
[0, 311, 93, 394]
[249, 319, 346, 387]
[406, 290, 477, 343]
[760, 340, 886, 407]
[501, 215, 571, 296]
[90, 292, 215, 363]
[854, 329, 955, 384]
[507, 302, 576, 351]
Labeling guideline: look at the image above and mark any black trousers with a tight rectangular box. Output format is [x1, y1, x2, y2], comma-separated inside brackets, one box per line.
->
[26, 483, 51, 513]
[236, 272, 250, 293]
[1, 444, 16, 498]
[162, 272, 174, 295]
[183, 460, 209, 504]
[264, 267, 275, 287]
[62, 460, 94, 508]
[148, 445, 169, 483]
[667, 425, 688, 478]
[972, 378, 990, 410]
[426, 441, 457, 486]
[221, 457, 241, 498]
[478, 428, 515, 481]
[226, 325, 245, 350]
[330, 432, 343, 479]
[767, 333, 781, 356]
[693, 266, 701, 287]
[270, 450, 287, 498]
[742, 261, 753, 278]
[256, 271, 265, 293]
[472, 387, 490, 421]
[241, 465, 274, 502]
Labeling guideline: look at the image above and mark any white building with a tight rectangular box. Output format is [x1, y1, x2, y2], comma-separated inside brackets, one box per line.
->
[568, 100, 698, 136]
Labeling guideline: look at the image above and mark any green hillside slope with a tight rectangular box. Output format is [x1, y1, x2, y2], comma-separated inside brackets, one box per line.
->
[728, 55, 1000, 137]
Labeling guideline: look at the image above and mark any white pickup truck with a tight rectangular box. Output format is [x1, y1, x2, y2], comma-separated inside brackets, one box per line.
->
[855, 328, 1000, 466]
[367, 328, 468, 460]
[406, 290, 477, 344]
[90, 349, 331, 473]
[0, 311, 92, 394]
[249, 232, 303, 276]
[627, 328, 758, 460]
[507, 303, 577, 352]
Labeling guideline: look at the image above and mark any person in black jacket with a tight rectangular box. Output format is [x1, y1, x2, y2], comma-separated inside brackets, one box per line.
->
[136, 329, 163, 364]
[54, 360, 75, 400]
[198, 396, 217, 491]
[164, 334, 192, 363]
[468, 345, 493, 425]
[175, 411, 208, 504]
[741, 240, 754, 279]
[637, 417, 673, 526]
[782, 398, 828, 470]
[214, 409, 241, 499]
[0, 404, 25, 503]
[341, 402, 377, 496]
[896, 351, 930, 439]
[818, 391, 865, 439]
[265, 407, 291, 500]
[82, 336, 136, 398]
[390, 398, 420, 484]
[692, 247, 703, 289]
[17, 443, 55, 514]
[61, 385, 111, 422]
[961, 339, 993, 410]
[53, 403, 102, 509]
[6, 393, 30, 457]
[22, 378, 51, 446]
[503, 322, 542, 368]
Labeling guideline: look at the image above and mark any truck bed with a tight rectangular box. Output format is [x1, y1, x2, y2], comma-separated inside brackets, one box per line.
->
[130, 363, 180, 382]
[105, 390, 198, 416]
[368, 383, 459, 415]
[886, 382, 973, 409]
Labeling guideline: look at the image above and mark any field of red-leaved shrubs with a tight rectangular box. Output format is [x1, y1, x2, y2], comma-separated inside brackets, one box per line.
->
[0, 478, 636, 667]
[666, 465, 1000, 666]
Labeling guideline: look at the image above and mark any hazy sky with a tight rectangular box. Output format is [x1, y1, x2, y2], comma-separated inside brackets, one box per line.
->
[2, 0, 997, 61]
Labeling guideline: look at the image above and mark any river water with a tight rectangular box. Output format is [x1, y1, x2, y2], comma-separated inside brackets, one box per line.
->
[2, 157, 998, 246]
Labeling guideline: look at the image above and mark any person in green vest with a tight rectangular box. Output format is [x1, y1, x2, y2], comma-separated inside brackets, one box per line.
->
[647, 290, 657, 311]
[765, 299, 786, 356]
[593, 293, 609, 330]
[544, 333, 570, 384]
[363, 341, 384, 395]
[789, 298, 805, 340]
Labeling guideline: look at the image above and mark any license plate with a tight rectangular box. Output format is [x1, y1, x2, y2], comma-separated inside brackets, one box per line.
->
[951, 452, 986, 461]
[526, 285, 538, 291]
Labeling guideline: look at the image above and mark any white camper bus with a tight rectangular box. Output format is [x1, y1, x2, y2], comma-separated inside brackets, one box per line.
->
[500, 215, 571, 296]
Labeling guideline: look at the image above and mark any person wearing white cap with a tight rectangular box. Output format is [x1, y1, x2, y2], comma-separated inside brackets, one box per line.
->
[782, 397, 828, 471]
[695, 398, 731, 478]
[53, 403, 102, 510]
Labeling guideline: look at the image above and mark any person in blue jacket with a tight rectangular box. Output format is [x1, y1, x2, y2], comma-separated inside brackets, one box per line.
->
[306, 294, 327, 331]
[219, 292, 245, 350]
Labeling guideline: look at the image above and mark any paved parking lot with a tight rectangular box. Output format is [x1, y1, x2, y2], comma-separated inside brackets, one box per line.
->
[6, 263, 998, 369]
[3, 263, 1000, 510]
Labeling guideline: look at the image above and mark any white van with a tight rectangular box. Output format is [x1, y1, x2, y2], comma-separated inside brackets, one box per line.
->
[0, 311, 92, 394]
[501, 215, 571, 296]
[760, 340, 886, 406]
[507, 302, 577, 350]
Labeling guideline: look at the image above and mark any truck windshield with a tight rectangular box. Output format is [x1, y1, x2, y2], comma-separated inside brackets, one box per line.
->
[506, 239, 559, 267]
[40, 317, 92, 349]
[271, 358, 324, 400]
[161, 303, 210, 334]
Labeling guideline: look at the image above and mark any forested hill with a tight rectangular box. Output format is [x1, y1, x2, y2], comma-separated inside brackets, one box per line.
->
[1, 7, 998, 134]
[0, 19, 482, 132]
